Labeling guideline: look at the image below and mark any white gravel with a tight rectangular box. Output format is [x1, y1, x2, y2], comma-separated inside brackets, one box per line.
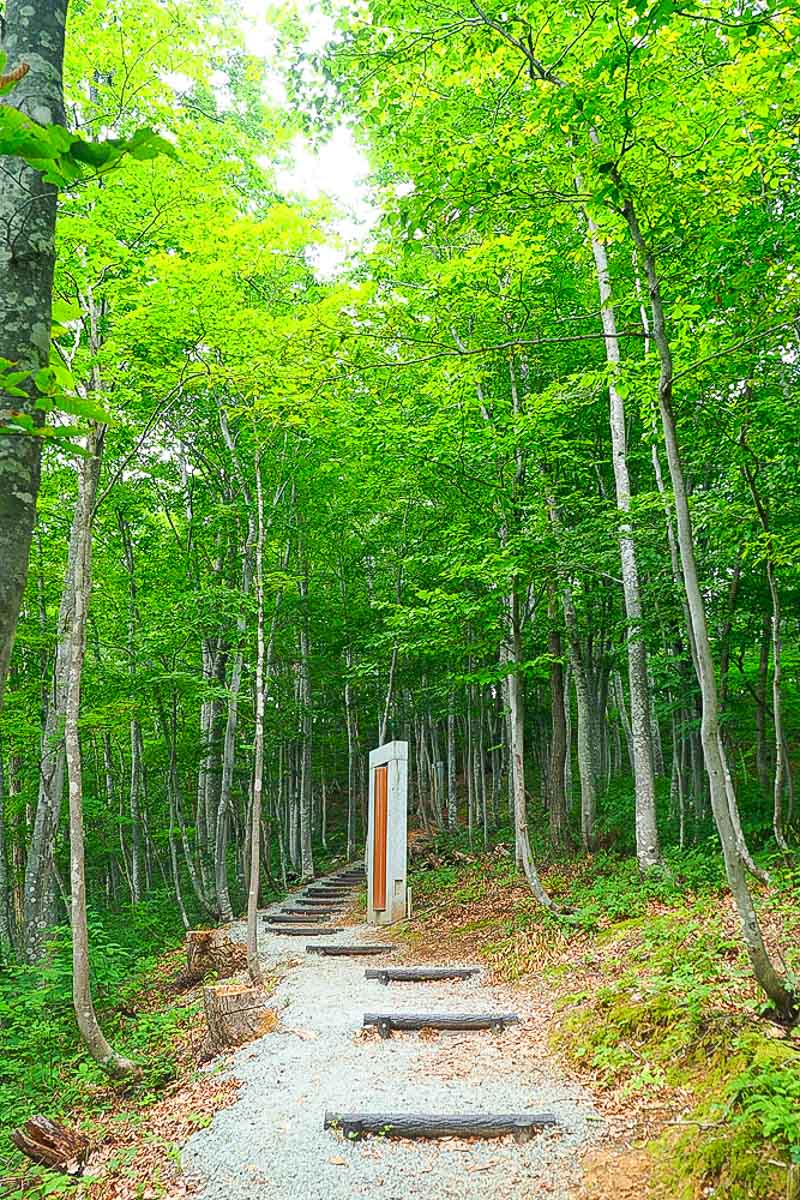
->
[182, 883, 601, 1199]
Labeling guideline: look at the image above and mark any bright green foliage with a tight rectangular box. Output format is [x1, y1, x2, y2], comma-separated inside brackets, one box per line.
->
[2, 0, 800, 1194]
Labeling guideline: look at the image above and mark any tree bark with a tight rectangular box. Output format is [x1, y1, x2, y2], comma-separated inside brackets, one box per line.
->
[579, 191, 660, 871]
[66, 429, 138, 1076]
[0, 0, 68, 710]
[298, 565, 314, 881]
[203, 982, 276, 1055]
[246, 462, 266, 986]
[741, 454, 791, 851]
[619, 186, 795, 1019]
[547, 592, 569, 851]
[22, 469, 90, 962]
[503, 589, 554, 908]
[447, 690, 457, 830]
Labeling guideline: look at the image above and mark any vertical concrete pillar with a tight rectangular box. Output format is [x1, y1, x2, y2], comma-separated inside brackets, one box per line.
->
[367, 740, 408, 926]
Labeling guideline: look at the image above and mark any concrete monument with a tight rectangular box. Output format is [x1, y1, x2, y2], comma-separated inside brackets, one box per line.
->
[367, 740, 408, 926]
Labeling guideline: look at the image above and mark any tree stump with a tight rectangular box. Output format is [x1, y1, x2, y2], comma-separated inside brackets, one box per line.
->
[203, 982, 277, 1055]
[182, 929, 246, 984]
[10, 1117, 89, 1174]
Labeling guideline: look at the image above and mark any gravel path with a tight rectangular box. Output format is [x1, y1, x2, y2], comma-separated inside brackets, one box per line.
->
[182, 881, 601, 1199]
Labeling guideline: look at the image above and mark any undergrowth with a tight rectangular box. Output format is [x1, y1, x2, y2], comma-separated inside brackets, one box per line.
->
[407, 824, 800, 1200]
[1, 830, 348, 1188]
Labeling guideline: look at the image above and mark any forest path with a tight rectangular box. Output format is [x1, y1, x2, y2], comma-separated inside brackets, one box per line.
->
[181, 885, 601, 1200]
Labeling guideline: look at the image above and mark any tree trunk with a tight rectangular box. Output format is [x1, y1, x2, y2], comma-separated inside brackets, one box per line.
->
[447, 690, 457, 830]
[547, 594, 569, 851]
[0, 0, 68, 710]
[755, 615, 772, 798]
[0, 743, 11, 954]
[620, 187, 795, 1019]
[66, 430, 138, 1076]
[22, 467, 90, 962]
[503, 590, 554, 908]
[345, 664, 357, 860]
[246, 464, 266, 986]
[741, 456, 790, 852]
[582, 197, 661, 871]
[298, 566, 314, 881]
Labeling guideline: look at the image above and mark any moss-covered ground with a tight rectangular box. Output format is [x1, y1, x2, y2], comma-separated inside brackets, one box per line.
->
[396, 831, 800, 1199]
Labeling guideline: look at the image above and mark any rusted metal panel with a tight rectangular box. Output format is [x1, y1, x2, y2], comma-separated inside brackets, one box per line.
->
[372, 765, 388, 910]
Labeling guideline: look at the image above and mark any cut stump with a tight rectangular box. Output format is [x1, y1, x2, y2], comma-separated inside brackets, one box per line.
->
[183, 928, 246, 983]
[10, 1117, 89, 1175]
[203, 982, 277, 1055]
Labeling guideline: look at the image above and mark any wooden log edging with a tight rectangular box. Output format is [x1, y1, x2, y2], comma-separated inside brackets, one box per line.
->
[267, 914, 330, 923]
[265, 926, 341, 936]
[363, 1012, 519, 1037]
[323, 1112, 558, 1143]
[283, 906, 340, 915]
[365, 967, 481, 985]
[307, 944, 396, 956]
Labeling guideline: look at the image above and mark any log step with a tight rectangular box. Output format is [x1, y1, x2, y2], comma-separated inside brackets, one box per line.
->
[365, 967, 481, 985]
[363, 1012, 519, 1037]
[267, 914, 330, 924]
[307, 944, 396, 956]
[265, 926, 342, 937]
[306, 888, 352, 897]
[283, 906, 339, 916]
[294, 900, 344, 908]
[324, 1112, 557, 1143]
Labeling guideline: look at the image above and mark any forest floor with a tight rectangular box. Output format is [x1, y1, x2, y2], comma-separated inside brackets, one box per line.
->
[180, 893, 600, 1199]
[10, 842, 797, 1200]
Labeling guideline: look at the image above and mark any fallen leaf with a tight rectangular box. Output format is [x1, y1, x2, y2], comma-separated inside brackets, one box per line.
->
[328, 1156, 348, 1166]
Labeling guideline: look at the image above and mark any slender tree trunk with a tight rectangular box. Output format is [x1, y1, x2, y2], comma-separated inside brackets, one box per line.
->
[128, 718, 144, 903]
[247, 464, 266, 985]
[345, 665, 357, 860]
[741, 458, 791, 851]
[66, 431, 137, 1075]
[447, 690, 457, 830]
[547, 594, 569, 851]
[755, 615, 772, 798]
[0, 744, 11, 954]
[503, 589, 554, 908]
[581, 198, 660, 871]
[22, 473, 88, 962]
[620, 189, 795, 1018]
[298, 567, 314, 882]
